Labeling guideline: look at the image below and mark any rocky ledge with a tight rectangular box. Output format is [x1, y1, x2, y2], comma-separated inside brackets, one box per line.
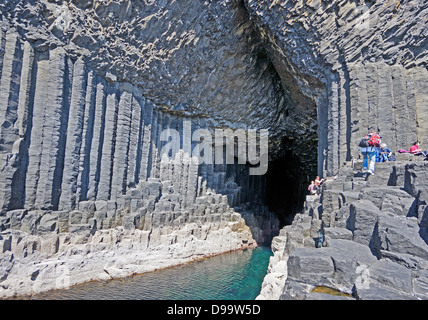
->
[258, 155, 428, 300]
[0, 175, 279, 299]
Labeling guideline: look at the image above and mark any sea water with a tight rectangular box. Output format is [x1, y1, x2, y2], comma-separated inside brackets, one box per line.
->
[29, 247, 273, 300]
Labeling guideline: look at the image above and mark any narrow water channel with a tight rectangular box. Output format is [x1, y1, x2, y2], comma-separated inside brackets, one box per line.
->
[28, 247, 273, 300]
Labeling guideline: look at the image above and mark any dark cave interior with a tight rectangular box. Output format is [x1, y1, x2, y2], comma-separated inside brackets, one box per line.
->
[264, 150, 310, 228]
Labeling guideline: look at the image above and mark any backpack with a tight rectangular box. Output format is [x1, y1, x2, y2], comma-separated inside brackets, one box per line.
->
[358, 133, 380, 148]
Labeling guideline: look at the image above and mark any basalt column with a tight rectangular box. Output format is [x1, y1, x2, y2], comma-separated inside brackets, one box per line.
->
[244, 0, 428, 177]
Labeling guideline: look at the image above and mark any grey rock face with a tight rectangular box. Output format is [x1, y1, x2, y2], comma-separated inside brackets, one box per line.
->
[347, 199, 381, 246]
[0, 0, 291, 143]
[244, 0, 428, 176]
[0, 0, 282, 229]
[263, 160, 428, 300]
[0, 1, 287, 298]
[0, 0, 427, 299]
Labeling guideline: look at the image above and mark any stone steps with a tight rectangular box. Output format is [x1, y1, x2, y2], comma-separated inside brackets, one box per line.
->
[268, 160, 428, 300]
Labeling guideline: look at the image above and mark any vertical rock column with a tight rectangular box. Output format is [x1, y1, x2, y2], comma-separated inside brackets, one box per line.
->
[97, 87, 118, 201]
[126, 95, 143, 189]
[138, 99, 153, 184]
[413, 67, 428, 145]
[325, 62, 428, 176]
[24, 48, 71, 210]
[86, 80, 106, 201]
[59, 59, 87, 211]
[0, 31, 23, 214]
[75, 70, 97, 203]
[9, 41, 35, 210]
[110, 89, 133, 201]
[34, 49, 70, 210]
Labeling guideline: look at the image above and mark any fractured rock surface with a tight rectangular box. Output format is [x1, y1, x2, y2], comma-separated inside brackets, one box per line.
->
[259, 161, 428, 300]
[0, 0, 427, 299]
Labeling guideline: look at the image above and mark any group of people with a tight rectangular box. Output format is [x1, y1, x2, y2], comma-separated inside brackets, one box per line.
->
[360, 130, 427, 176]
[307, 133, 427, 195]
[308, 176, 325, 196]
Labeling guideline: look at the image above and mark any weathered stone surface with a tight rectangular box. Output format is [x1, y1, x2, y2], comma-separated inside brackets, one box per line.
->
[1, 0, 428, 300]
[365, 259, 413, 295]
[38, 213, 58, 233]
[347, 199, 381, 246]
[405, 163, 428, 197]
[324, 227, 353, 241]
[265, 161, 428, 300]
[358, 187, 415, 216]
[326, 239, 378, 293]
[287, 247, 335, 286]
[375, 214, 428, 260]
[413, 269, 428, 300]
[354, 284, 419, 300]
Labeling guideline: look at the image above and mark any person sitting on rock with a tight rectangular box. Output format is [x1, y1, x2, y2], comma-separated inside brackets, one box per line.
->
[410, 141, 428, 158]
[314, 176, 325, 187]
[379, 143, 393, 162]
[308, 181, 318, 195]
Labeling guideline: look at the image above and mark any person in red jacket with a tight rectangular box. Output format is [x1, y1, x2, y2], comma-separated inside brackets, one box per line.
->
[410, 141, 427, 157]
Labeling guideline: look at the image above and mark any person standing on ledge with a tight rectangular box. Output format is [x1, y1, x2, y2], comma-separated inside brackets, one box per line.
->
[359, 131, 381, 175]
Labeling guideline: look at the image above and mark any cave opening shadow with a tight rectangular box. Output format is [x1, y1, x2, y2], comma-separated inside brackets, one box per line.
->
[264, 151, 308, 228]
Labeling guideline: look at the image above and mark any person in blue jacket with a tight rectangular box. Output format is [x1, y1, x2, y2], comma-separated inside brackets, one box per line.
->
[379, 143, 393, 162]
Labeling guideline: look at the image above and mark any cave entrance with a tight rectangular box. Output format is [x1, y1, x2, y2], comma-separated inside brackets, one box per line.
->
[232, 142, 315, 230]
[264, 150, 311, 228]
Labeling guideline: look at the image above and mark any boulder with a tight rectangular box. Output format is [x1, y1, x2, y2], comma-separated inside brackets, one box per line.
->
[366, 259, 413, 294]
[21, 211, 42, 234]
[38, 213, 58, 233]
[404, 163, 428, 197]
[326, 239, 378, 293]
[347, 199, 381, 247]
[324, 227, 353, 241]
[287, 247, 335, 287]
[375, 213, 428, 260]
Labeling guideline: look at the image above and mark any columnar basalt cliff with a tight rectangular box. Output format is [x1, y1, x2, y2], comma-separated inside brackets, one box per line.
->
[0, 0, 427, 299]
[258, 158, 428, 300]
[0, 0, 284, 297]
[250, 0, 428, 300]
[244, 0, 428, 176]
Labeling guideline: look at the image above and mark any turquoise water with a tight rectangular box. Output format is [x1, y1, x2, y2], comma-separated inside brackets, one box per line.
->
[30, 247, 273, 300]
